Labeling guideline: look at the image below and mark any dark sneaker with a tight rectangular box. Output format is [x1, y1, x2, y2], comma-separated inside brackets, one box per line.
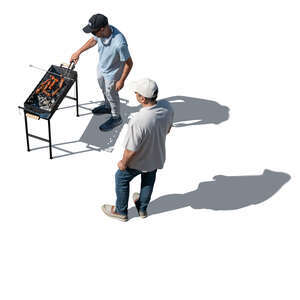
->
[99, 116, 122, 131]
[132, 193, 148, 218]
[92, 104, 111, 115]
[101, 204, 128, 222]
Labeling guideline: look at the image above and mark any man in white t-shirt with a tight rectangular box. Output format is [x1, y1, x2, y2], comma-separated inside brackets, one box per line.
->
[102, 78, 174, 221]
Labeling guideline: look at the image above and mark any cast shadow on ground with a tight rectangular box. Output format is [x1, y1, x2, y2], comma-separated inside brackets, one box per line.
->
[80, 95, 229, 149]
[31, 96, 229, 158]
[162, 96, 229, 127]
[128, 169, 291, 219]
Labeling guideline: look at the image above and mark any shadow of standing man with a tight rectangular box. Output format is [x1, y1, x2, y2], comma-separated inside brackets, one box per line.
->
[128, 169, 291, 219]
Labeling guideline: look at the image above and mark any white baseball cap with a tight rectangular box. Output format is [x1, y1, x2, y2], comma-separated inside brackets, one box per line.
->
[129, 78, 158, 98]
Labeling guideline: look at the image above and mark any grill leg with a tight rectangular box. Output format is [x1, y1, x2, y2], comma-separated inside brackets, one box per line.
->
[75, 78, 79, 117]
[48, 119, 53, 159]
[24, 112, 30, 152]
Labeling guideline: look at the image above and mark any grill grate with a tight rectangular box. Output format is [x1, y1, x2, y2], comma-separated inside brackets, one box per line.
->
[24, 63, 77, 119]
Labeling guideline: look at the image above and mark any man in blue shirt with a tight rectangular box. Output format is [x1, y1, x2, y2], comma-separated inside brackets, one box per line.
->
[70, 14, 133, 131]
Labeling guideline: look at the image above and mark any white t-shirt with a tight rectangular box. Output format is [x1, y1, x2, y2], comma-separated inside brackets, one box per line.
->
[123, 100, 174, 172]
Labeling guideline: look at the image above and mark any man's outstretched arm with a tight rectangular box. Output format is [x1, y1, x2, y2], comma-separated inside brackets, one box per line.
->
[70, 37, 97, 64]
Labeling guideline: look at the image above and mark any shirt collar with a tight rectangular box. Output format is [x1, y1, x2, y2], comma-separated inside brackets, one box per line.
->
[100, 26, 114, 46]
[140, 103, 158, 111]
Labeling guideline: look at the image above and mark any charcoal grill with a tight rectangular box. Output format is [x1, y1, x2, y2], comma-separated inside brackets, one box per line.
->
[18, 62, 79, 159]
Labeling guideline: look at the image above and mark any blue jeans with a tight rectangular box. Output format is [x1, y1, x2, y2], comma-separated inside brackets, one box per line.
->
[115, 168, 157, 216]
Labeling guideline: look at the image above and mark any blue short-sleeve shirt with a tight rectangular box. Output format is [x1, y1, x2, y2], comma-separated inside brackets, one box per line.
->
[93, 26, 131, 81]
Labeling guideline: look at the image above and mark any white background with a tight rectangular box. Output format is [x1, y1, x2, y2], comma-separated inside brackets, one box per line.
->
[1, 0, 299, 299]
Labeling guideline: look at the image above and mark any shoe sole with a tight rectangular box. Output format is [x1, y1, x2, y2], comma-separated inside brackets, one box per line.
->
[101, 206, 128, 222]
[92, 111, 111, 115]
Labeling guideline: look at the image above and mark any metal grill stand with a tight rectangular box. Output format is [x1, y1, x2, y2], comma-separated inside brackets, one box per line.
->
[20, 75, 79, 159]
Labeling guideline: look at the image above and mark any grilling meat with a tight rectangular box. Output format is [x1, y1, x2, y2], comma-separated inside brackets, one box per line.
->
[35, 78, 51, 94]
[49, 77, 58, 89]
[35, 75, 65, 97]
[51, 77, 65, 96]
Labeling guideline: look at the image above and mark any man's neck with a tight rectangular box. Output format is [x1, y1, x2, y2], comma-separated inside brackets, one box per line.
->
[106, 26, 112, 38]
[142, 101, 157, 108]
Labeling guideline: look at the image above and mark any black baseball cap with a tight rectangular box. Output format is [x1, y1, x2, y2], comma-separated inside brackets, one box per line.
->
[83, 14, 108, 33]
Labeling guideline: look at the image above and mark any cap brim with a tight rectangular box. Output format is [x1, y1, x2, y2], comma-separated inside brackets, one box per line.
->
[82, 25, 93, 33]
[127, 81, 140, 94]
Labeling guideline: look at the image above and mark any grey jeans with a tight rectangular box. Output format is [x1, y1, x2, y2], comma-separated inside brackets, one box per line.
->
[97, 74, 120, 117]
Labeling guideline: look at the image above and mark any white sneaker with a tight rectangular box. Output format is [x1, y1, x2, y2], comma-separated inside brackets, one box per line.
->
[101, 204, 128, 222]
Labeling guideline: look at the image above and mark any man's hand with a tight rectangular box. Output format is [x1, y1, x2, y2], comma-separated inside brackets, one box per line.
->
[118, 160, 127, 171]
[118, 149, 136, 171]
[70, 38, 97, 64]
[115, 80, 124, 92]
[70, 51, 80, 64]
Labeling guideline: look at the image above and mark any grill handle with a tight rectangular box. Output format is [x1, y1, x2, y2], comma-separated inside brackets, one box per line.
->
[60, 61, 76, 78]
[68, 61, 76, 71]
[60, 61, 76, 71]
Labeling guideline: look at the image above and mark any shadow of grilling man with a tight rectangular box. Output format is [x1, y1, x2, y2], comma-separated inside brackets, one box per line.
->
[128, 169, 291, 219]
[79, 99, 139, 151]
[80, 95, 229, 150]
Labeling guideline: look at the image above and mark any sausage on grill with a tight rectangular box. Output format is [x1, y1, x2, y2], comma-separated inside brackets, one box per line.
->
[52, 77, 65, 96]
[35, 79, 51, 94]
[49, 77, 58, 89]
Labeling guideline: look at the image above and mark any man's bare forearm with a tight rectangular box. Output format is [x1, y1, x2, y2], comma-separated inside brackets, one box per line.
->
[71, 38, 97, 63]
[77, 38, 97, 54]
[121, 148, 136, 166]
[119, 57, 133, 83]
